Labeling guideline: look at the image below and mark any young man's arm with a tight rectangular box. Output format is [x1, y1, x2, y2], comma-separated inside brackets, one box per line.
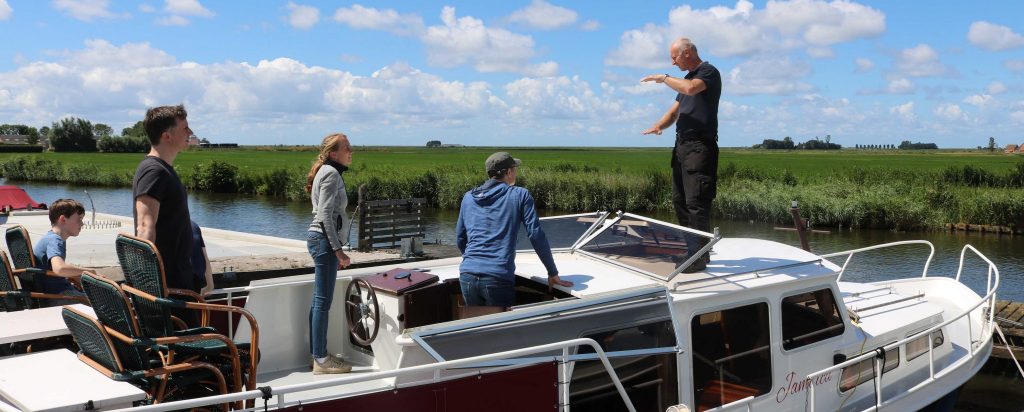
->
[135, 194, 160, 243]
[455, 196, 468, 254]
[520, 191, 573, 290]
[200, 247, 215, 296]
[48, 256, 95, 278]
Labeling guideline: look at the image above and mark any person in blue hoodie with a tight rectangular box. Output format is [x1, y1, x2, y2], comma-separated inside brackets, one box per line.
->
[456, 152, 573, 308]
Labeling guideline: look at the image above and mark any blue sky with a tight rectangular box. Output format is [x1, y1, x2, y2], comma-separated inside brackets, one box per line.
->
[0, 1, 1022, 148]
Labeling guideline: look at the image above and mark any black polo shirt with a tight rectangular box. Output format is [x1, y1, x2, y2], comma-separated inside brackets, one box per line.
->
[132, 156, 195, 291]
[675, 61, 722, 137]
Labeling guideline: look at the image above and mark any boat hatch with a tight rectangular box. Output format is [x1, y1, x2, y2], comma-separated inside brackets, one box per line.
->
[575, 213, 719, 281]
[409, 285, 680, 367]
[515, 211, 609, 252]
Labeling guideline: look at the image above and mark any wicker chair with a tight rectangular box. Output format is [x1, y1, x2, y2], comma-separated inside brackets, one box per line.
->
[76, 275, 233, 409]
[114, 233, 260, 398]
[0, 250, 78, 312]
[3, 225, 87, 307]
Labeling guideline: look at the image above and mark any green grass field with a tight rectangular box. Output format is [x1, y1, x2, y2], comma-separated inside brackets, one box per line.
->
[1, 147, 1022, 231]
[3, 146, 1020, 177]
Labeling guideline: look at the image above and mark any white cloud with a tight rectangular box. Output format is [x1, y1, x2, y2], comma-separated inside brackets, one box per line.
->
[52, 0, 125, 22]
[333, 4, 424, 36]
[894, 44, 953, 77]
[0, 40, 508, 137]
[934, 103, 965, 121]
[0, 0, 11, 21]
[605, 0, 885, 69]
[139, 3, 156, 13]
[987, 81, 1007, 95]
[580, 20, 600, 31]
[156, 15, 189, 26]
[1011, 110, 1024, 124]
[967, 21, 1024, 51]
[726, 57, 815, 95]
[286, 2, 319, 30]
[806, 46, 834, 58]
[963, 94, 993, 106]
[164, 0, 213, 17]
[507, 0, 577, 30]
[1005, 59, 1024, 72]
[890, 101, 915, 121]
[887, 78, 914, 94]
[854, 57, 873, 72]
[156, 0, 213, 26]
[422, 7, 556, 75]
[504, 75, 638, 121]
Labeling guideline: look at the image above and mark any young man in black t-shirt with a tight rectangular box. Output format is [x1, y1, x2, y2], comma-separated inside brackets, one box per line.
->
[132, 104, 196, 293]
[640, 37, 722, 273]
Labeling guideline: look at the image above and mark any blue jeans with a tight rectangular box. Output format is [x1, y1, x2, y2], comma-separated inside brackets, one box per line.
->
[460, 273, 515, 308]
[307, 231, 339, 358]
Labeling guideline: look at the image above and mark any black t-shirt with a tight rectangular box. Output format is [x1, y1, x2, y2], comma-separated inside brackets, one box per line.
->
[675, 61, 722, 136]
[132, 156, 195, 291]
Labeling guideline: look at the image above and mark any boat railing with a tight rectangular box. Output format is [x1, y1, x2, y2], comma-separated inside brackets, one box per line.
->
[802, 244, 999, 412]
[106, 337, 639, 412]
[818, 240, 936, 281]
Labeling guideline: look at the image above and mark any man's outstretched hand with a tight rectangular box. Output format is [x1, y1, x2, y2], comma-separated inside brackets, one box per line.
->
[642, 126, 662, 135]
[548, 275, 574, 293]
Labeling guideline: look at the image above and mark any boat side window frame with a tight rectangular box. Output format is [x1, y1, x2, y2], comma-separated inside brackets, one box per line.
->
[687, 297, 775, 410]
[838, 344, 900, 394]
[779, 285, 847, 353]
[905, 328, 945, 362]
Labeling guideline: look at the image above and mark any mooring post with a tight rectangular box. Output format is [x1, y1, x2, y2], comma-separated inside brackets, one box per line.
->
[790, 201, 811, 252]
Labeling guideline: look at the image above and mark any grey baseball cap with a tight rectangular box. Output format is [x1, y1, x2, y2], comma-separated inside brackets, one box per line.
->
[485, 151, 521, 173]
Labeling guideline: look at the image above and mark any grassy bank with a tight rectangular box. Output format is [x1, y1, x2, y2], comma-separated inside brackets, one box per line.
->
[1, 148, 1023, 231]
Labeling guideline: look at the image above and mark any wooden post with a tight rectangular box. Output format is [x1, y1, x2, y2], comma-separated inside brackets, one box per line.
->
[790, 201, 811, 252]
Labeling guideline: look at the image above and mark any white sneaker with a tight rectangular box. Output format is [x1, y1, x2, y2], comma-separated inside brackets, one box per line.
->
[313, 356, 352, 375]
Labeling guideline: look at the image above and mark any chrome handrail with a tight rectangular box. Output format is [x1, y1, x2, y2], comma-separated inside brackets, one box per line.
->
[107, 338, 638, 412]
[804, 244, 999, 412]
[819, 240, 935, 281]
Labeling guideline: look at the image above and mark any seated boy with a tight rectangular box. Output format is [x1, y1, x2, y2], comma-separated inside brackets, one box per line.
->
[32, 198, 95, 306]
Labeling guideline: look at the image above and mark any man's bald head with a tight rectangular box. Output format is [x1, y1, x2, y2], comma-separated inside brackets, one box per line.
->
[670, 37, 701, 72]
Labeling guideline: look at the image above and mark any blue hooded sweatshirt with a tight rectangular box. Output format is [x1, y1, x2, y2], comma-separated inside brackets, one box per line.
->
[455, 179, 558, 282]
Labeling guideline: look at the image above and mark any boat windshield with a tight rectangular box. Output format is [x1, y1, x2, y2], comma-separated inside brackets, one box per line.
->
[516, 212, 605, 251]
[577, 215, 693, 279]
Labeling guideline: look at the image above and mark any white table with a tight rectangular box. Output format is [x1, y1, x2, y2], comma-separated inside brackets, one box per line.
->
[0, 349, 146, 411]
[0, 304, 95, 345]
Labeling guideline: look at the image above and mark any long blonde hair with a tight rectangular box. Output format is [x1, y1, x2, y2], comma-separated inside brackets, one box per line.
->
[305, 133, 347, 193]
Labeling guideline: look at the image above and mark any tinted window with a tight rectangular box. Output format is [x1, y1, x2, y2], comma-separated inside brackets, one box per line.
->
[691, 303, 772, 410]
[579, 218, 691, 278]
[840, 347, 898, 392]
[781, 288, 845, 350]
[571, 321, 678, 412]
[516, 213, 602, 250]
[906, 329, 944, 362]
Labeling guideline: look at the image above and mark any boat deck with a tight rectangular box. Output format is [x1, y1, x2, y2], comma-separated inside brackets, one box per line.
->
[257, 363, 386, 403]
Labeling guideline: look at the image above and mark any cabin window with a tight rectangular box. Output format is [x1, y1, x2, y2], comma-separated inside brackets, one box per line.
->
[578, 218, 691, 278]
[780, 288, 845, 350]
[691, 302, 772, 411]
[570, 320, 679, 412]
[906, 329, 944, 362]
[839, 347, 899, 392]
[516, 213, 603, 251]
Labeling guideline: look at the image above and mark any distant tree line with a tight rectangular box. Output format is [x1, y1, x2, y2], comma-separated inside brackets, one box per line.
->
[0, 117, 157, 153]
[753, 135, 841, 150]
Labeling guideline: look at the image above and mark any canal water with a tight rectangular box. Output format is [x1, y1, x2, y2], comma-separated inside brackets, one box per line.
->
[7, 180, 1024, 410]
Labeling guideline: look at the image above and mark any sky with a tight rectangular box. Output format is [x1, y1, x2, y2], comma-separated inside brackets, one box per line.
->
[0, 0, 1023, 148]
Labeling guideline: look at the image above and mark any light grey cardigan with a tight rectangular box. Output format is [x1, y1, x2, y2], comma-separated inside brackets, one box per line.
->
[308, 164, 350, 251]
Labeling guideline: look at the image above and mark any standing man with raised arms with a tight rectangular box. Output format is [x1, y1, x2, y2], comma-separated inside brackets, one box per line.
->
[640, 37, 722, 273]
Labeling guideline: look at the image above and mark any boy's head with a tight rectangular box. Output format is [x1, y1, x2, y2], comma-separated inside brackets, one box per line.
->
[49, 199, 86, 236]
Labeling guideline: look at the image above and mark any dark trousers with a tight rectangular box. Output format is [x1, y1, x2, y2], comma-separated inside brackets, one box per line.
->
[670, 138, 719, 256]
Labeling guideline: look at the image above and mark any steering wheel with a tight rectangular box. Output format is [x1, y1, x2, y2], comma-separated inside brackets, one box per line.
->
[345, 278, 380, 346]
